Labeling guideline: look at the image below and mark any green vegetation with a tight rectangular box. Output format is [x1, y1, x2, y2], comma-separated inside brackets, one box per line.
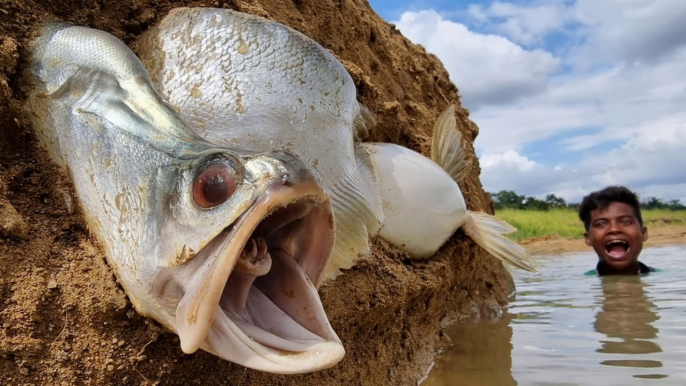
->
[495, 208, 584, 242]
[641, 209, 686, 226]
[496, 209, 686, 242]
[488, 190, 686, 211]
[488, 190, 686, 242]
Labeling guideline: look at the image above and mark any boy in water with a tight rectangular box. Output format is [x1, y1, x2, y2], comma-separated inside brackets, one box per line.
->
[579, 186, 655, 275]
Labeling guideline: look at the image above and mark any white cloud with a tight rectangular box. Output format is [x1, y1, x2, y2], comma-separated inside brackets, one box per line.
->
[480, 150, 537, 172]
[466, 4, 488, 22]
[394, 10, 560, 107]
[479, 150, 578, 198]
[640, 183, 686, 204]
[580, 113, 686, 190]
[574, 0, 686, 64]
[474, 47, 686, 154]
[390, 1, 686, 203]
[465, 0, 686, 61]
[480, 114, 686, 203]
[468, 2, 572, 45]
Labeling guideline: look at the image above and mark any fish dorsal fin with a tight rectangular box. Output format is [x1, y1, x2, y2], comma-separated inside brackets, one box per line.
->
[54, 68, 205, 159]
[428, 106, 534, 271]
[28, 23, 208, 160]
[430, 105, 470, 183]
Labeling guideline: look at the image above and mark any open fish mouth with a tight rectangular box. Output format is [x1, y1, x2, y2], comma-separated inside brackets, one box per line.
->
[155, 179, 342, 373]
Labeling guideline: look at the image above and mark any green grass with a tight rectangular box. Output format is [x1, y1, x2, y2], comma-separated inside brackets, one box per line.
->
[642, 209, 686, 226]
[495, 208, 686, 243]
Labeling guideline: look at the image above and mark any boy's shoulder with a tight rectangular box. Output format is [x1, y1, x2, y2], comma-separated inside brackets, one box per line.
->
[584, 262, 658, 276]
[638, 262, 658, 274]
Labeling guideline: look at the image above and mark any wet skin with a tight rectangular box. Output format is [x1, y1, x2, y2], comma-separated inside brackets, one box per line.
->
[584, 202, 648, 274]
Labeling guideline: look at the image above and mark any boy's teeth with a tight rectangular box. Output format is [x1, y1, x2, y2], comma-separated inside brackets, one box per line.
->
[605, 240, 629, 257]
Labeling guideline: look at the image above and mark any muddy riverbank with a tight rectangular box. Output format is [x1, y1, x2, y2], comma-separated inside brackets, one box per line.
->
[0, 0, 514, 384]
[522, 225, 686, 256]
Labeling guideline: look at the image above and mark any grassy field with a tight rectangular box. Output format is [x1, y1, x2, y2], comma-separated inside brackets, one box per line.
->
[495, 208, 686, 242]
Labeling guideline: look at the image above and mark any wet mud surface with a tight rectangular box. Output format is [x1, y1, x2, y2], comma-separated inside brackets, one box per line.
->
[523, 226, 686, 256]
[0, 0, 513, 384]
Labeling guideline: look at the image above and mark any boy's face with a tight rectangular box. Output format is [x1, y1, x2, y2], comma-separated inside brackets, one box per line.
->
[584, 202, 648, 273]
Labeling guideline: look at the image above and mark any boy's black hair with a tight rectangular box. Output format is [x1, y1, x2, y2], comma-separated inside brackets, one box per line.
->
[578, 186, 643, 231]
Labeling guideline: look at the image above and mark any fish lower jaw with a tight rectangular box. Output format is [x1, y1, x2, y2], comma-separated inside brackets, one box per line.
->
[168, 191, 339, 373]
[207, 296, 344, 372]
[204, 247, 344, 373]
[208, 310, 345, 373]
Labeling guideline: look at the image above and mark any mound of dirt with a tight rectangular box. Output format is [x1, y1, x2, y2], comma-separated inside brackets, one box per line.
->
[0, 0, 513, 384]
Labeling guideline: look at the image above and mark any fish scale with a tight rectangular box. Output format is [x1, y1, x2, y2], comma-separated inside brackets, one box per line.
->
[136, 8, 385, 279]
[24, 20, 346, 374]
[136, 8, 535, 276]
[24, 7, 535, 375]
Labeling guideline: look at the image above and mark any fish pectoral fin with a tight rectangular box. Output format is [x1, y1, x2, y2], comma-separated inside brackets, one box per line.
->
[354, 144, 384, 224]
[322, 148, 384, 280]
[430, 105, 470, 183]
[462, 211, 536, 272]
[353, 102, 377, 141]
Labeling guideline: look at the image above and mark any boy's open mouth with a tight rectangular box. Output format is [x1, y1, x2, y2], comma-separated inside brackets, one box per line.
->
[604, 240, 629, 260]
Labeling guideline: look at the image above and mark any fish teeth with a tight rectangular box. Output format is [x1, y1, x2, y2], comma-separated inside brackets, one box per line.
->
[237, 237, 272, 276]
[256, 237, 267, 256]
[241, 238, 258, 260]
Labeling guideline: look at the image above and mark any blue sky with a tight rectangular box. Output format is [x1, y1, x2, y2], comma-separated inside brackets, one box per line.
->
[369, 0, 686, 203]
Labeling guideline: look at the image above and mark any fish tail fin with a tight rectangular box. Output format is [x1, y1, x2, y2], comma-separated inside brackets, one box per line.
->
[462, 211, 536, 272]
[430, 105, 470, 183]
[322, 146, 384, 280]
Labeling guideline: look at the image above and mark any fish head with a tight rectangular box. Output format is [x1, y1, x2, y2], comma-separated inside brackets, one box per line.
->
[135, 7, 386, 281]
[23, 20, 343, 374]
[146, 147, 343, 373]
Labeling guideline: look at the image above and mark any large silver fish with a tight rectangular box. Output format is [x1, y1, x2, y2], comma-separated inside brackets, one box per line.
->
[135, 8, 383, 278]
[135, 8, 535, 274]
[24, 22, 344, 373]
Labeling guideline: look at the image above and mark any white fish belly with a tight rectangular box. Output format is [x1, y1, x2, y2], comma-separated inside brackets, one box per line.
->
[363, 143, 468, 258]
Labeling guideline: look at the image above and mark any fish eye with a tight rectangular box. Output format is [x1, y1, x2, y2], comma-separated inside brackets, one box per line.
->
[193, 160, 238, 209]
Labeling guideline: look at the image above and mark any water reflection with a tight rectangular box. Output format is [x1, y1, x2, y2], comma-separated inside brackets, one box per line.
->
[423, 245, 686, 385]
[421, 315, 516, 386]
[594, 276, 664, 371]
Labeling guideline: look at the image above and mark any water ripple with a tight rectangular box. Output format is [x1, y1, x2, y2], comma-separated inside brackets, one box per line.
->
[423, 245, 686, 386]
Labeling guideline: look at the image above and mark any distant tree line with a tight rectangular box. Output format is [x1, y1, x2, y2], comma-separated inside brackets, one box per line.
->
[487, 190, 686, 211]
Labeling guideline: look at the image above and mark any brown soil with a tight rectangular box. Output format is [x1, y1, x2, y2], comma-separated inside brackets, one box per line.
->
[0, 1, 513, 384]
[522, 225, 686, 256]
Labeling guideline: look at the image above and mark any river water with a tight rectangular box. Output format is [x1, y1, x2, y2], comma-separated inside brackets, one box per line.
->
[422, 244, 686, 385]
